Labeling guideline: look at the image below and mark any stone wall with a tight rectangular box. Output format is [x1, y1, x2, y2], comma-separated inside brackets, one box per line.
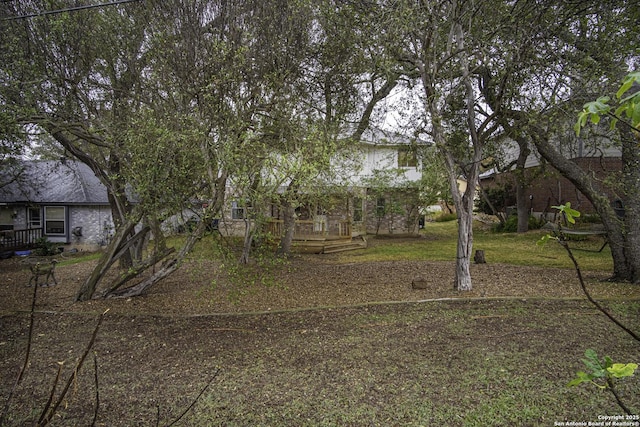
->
[364, 189, 421, 235]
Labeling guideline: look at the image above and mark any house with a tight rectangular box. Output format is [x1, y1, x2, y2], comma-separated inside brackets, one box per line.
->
[480, 136, 622, 218]
[1, 127, 426, 255]
[253, 127, 426, 251]
[0, 160, 114, 251]
[351, 127, 424, 234]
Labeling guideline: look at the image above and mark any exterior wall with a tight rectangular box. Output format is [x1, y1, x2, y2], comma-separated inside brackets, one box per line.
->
[358, 146, 422, 185]
[484, 157, 622, 216]
[68, 206, 114, 248]
[0, 204, 113, 250]
[217, 216, 248, 237]
[364, 189, 421, 235]
[0, 205, 23, 230]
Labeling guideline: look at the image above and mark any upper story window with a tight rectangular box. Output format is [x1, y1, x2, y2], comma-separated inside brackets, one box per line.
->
[352, 197, 363, 222]
[397, 147, 417, 168]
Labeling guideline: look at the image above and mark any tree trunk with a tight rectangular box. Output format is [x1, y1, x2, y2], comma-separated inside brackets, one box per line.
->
[530, 127, 632, 281]
[277, 200, 296, 257]
[239, 217, 253, 264]
[105, 214, 209, 298]
[477, 181, 506, 226]
[515, 181, 530, 232]
[451, 18, 482, 292]
[620, 128, 640, 283]
[454, 206, 474, 291]
[75, 216, 139, 301]
[474, 250, 486, 264]
[515, 136, 532, 233]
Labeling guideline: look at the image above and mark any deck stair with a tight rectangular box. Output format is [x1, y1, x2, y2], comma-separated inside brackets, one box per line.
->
[294, 235, 367, 254]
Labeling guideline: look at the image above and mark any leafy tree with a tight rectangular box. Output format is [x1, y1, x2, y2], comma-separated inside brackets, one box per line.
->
[256, 1, 403, 257]
[573, 72, 640, 283]
[2, 0, 405, 298]
[375, 0, 504, 290]
[417, 145, 454, 217]
[468, 1, 639, 282]
[0, 1, 171, 300]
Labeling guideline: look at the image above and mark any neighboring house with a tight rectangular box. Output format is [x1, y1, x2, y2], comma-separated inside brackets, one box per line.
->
[0, 160, 114, 251]
[480, 136, 622, 217]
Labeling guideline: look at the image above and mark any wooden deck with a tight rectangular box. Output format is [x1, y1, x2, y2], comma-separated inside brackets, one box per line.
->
[265, 219, 367, 254]
[0, 228, 43, 252]
[293, 235, 367, 254]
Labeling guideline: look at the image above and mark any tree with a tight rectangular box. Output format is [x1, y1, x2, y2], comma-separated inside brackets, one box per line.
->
[377, 0, 502, 290]
[253, 1, 403, 258]
[574, 72, 640, 283]
[2, 0, 404, 297]
[1, 1, 265, 299]
[480, 1, 640, 283]
[0, 1, 176, 300]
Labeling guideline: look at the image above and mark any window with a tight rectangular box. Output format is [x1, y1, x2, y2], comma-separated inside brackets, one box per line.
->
[0, 209, 13, 230]
[231, 201, 245, 220]
[44, 206, 66, 235]
[398, 147, 417, 168]
[353, 197, 363, 222]
[376, 197, 386, 217]
[28, 207, 41, 229]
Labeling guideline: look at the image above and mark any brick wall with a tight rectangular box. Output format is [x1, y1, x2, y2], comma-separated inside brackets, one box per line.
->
[484, 157, 622, 215]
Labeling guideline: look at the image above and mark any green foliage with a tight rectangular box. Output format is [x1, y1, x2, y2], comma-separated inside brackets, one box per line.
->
[433, 212, 458, 222]
[614, 72, 640, 129]
[536, 202, 584, 245]
[568, 349, 637, 389]
[33, 237, 59, 256]
[576, 213, 602, 224]
[552, 202, 580, 224]
[492, 215, 541, 233]
[575, 72, 640, 135]
[575, 96, 611, 131]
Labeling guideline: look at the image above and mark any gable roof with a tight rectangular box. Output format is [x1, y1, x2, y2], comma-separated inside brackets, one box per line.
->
[0, 160, 109, 205]
[359, 126, 429, 147]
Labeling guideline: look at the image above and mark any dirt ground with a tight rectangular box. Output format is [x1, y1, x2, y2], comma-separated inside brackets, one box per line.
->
[1, 239, 640, 426]
[1, 238, 638, 317]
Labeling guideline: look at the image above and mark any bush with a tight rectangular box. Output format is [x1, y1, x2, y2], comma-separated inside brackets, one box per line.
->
[433, 212, 458, 222]
[493, 215, 542, 232]
[477, 185, 515, 215]
[576, 213, 602, 224]
[33, 237, 59, 256]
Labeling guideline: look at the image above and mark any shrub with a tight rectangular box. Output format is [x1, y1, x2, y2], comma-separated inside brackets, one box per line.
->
[493, 215, 542, 233]
[33, 237, 59, 256]
[433, 212, 458, 222]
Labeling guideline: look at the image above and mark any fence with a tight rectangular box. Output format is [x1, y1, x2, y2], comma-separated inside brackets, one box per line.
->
[0, 228, 43, 250]
[265, 219, 351, 239]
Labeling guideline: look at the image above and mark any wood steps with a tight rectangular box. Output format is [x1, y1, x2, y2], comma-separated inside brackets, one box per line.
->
[321, 236, 368, 254]
[292, 236, 367, 254]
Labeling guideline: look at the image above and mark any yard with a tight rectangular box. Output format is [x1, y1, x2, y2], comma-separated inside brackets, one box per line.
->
[1, 222, 639, 426]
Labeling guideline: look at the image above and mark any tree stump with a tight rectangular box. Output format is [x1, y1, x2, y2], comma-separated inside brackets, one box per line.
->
[474, 250, 486, 264]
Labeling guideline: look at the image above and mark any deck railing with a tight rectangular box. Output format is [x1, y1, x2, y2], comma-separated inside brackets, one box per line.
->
[265, 219, 351, 239]
[0, 228, 43, 250]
